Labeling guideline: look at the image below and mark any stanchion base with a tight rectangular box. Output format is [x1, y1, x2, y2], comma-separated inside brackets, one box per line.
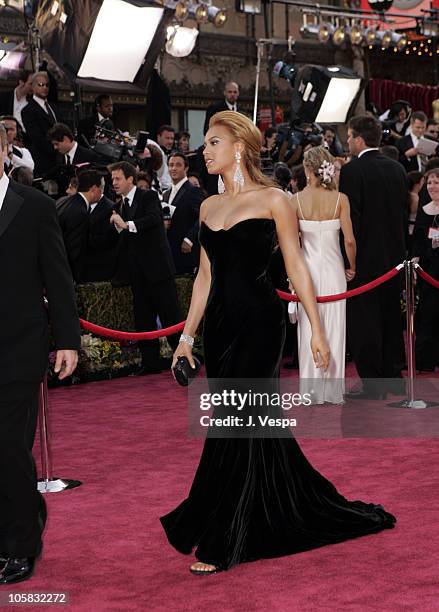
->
[387, 399, 439, 409]
[37, 478, 82, 493]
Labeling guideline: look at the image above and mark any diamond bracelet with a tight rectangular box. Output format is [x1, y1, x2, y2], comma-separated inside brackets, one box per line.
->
[179, 334, 194, 347]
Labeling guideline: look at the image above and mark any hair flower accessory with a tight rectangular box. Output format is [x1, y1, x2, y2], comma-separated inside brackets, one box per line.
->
[318, 160, 336, 185]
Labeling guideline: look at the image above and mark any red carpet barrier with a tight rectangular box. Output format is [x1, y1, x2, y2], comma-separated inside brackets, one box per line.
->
[78, 264, 404, 340]
[416, 267, 439, 289]
[277, 264, 404, 304]
[79, 319, 185, 341]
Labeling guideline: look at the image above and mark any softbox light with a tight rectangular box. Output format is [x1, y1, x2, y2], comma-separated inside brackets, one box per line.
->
[35, 0, 173, 89]
[291, 65, 363, 124]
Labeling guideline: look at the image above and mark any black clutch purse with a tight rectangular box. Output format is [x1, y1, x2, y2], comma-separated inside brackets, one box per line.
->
[172, 356, 201, 386]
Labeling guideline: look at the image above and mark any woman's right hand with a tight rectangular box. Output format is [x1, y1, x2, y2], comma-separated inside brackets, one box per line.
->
[345, 268, 356, 282]
[171, 341, 196, 370]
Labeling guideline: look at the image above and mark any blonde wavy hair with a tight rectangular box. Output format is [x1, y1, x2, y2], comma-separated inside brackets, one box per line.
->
[209, 111, 277, 188]
[303, 146, 337, 191]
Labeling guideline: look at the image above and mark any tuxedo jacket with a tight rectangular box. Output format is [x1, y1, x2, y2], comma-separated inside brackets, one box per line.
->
[58, 193, 90, 282]
[163, 181, 203, 274]
[118, 187, 175, 284]
[0, 179, 80, 384]
[397, 134, 421, 173]
[21, 98, 57, 177]
[55, 144, 102, 195]
[78, 113, 114, 146]
[203, 101, 240, 134]
[0, 90, 15, 116]
[339, 150, 407, 282]
[84, 195, 120, 282]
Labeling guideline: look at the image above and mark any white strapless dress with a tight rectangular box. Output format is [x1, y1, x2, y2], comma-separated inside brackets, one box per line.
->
[297, 218, 346, 404]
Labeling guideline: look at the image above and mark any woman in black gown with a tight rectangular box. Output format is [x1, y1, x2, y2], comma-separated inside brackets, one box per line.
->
[161, 111, 396, 575]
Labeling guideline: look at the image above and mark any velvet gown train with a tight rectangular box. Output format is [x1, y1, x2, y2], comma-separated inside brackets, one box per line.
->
[160, 218, 396, 571]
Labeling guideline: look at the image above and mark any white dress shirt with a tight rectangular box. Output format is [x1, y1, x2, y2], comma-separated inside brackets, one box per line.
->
[65, 141, 78, 165]
[13, 88, 28, 131]
[168, 177, 188, 205]
[0, 172, 9, 211]
[225, 100, 237, 112]
[116, 185, 137, 234]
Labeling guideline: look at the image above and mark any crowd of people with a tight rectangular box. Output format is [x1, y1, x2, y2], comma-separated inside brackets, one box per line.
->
[1, 70, 438, 381]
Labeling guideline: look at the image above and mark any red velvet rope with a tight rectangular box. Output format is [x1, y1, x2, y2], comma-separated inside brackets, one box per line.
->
[79, 319, 185, 340]
[79, 265, 403, 340]
[416, 267, 439, 289]
[277, 265, 403, 303]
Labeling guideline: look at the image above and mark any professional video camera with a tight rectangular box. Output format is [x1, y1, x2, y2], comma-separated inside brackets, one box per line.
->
[90, 127, 150, 164]
[276, 121, 323, 166]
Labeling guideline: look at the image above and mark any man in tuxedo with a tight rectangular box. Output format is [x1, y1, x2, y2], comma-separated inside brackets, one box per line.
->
[0, 124, 80, 584]
[21, 71, 57, 179]
[157, 125, 175, 157]
[85, 187, 120, 283]
[203, 81, 240, 135]
[48, 122, 101, 195]
[0, 69, 33, 135]
[339, 115, 408, 399]
[58, 169, 106, 282]
[78, 94, 114, 146]
[109, 161, 181, 374]
[397, 111, 428, 173]
[163, 152, 203, 274]
[1, 116, 34, 174]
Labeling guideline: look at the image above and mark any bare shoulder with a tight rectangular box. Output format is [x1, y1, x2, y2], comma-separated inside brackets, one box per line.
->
[338, 191, 350, 206]
[200, 194, 221, 219]
[265, 187, 294, 215]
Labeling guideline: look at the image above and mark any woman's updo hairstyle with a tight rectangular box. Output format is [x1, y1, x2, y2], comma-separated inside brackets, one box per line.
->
[304, 145, 337, 191]
[209, 111, 277, 188]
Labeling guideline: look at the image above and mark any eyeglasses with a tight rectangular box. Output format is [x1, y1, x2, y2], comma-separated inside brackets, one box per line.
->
[36, 82, 49, 87]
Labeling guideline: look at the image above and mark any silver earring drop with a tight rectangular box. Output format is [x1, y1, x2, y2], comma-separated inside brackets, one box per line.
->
[233, 151, 245, 188]
[218, 175, 225, 194]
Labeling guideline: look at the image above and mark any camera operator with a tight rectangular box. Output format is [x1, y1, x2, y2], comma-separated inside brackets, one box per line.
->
[278, 122, 323, 167]
[78, 94, 115, 146]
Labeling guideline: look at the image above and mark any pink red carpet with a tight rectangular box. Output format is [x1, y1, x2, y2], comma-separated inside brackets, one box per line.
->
[5, 369, 439, 611]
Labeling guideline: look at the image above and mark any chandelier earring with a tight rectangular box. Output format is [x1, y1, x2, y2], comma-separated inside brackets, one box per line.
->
[233, 150, 245, 188]
[218, 175, 225, 194]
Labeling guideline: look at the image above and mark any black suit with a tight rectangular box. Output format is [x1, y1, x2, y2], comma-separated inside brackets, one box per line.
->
[21, 98, 57, 177]
[58, 193, 90, 282]
[0, 89, 14, 116]
[55, 143, 102, 195]
[397, 135, 422, 173]
[203, 101, 240, 135]
[84, 195, 119, 282]
[339, 151, 407, 391]
[78, 113, 114, 146]
[0, 178, 80, 558]
[119, 187, 181, 368]
[163, 180, 203, 274]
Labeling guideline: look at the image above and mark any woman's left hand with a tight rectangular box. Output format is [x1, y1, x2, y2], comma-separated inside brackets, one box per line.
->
[311, 332, 330, 370]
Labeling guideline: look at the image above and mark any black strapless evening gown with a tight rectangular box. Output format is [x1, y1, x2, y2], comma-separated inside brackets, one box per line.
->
[160, 219, 396, 570]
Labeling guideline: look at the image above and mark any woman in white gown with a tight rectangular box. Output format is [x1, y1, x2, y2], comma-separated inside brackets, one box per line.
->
[292, 146, 356, 404]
